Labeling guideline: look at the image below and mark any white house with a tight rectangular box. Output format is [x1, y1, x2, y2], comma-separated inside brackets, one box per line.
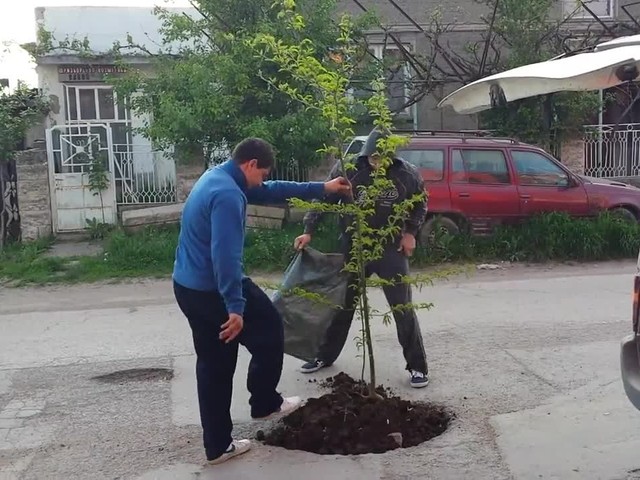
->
[35, 6, 198, 233]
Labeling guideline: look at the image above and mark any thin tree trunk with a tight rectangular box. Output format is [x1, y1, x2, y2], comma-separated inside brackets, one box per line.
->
[354, 215, 377, 397]
[360, 283, 376, 396]
[99, 191, 105, 224]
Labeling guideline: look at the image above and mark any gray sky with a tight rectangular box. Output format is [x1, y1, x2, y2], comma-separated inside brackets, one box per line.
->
[0, 0, 188, 88]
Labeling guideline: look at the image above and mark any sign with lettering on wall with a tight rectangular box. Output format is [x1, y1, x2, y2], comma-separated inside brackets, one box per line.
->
[58, 65, 127, 82]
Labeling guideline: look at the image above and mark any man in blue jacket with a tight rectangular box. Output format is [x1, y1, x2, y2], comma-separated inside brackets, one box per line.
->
[173, 137, 351, 466]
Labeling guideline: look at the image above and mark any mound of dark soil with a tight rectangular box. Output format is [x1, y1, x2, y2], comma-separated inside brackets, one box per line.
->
[263, 372, 451, 455]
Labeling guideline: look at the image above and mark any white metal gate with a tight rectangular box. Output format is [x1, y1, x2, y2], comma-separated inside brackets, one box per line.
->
[46, 123, 117, 232]
[583, 123, 640, 177]
[113, 146, 177, 204]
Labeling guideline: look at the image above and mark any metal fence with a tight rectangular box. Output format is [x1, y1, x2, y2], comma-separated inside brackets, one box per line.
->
[271, 161, 310, 183]
[112, 145, 177, 205]
[583, 123, 640, 178]
[208, 157, 310, 183]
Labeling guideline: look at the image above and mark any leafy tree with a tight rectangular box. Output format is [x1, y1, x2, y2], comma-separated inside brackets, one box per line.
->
[0, 86, 48, 166]
[86, 151, 110, 236]
[367, 0, 603, 148]
[251, 0, 431, 397]
[113, 0, 372, 173]
[0, 85, 49, 248]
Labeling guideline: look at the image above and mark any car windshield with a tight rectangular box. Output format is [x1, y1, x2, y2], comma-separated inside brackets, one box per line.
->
[345, 139, 365, 156]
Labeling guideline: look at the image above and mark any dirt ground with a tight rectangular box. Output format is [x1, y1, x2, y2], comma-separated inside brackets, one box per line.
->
[1, 259, 640, 480]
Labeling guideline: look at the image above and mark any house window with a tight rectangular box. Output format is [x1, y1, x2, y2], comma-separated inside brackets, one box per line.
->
[64, 85, 131, 146]
[368, 44, 415, 117]
[563, 0, 615, 18]
[64, 85, 128, 123]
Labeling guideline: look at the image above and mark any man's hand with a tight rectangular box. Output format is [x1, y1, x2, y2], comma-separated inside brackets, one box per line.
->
[398, 233, 416, 257]
[324, 176, 351, 195]
[220, 313, 243, 343]
[294, 233, 312, 250]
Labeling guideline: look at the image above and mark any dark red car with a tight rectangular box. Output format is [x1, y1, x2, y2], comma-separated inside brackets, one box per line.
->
[384, 132, 640, 242]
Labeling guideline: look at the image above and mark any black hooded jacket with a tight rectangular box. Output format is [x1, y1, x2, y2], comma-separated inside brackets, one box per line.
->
[302, 154, 428, 250]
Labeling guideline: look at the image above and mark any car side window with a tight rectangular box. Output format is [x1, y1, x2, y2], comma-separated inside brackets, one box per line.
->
[397, 149, 445, 181]
[451, 149, 511, 184]
[512, 151, 569, 187]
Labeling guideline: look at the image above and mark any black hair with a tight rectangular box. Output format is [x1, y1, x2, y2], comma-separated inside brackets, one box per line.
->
[231, 138, 275, 169]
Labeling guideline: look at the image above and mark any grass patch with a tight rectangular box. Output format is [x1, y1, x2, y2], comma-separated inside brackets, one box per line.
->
[243, 220, 341, 272]
[0, 221, 341, 286]
[1, 212, 639, 286]
[0, 237, 66, 285]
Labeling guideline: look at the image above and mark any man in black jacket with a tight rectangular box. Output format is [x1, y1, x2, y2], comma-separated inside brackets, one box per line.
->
[293, 128, 430, 388]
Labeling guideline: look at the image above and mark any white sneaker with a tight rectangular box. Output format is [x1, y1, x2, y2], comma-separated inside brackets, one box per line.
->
[208, 439, 251, 465]
[254, 396, 303, 420]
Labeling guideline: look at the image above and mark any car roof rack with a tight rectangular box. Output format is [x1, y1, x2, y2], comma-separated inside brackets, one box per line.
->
[392, 129, 494, 136]
[391, 129, 520, 144]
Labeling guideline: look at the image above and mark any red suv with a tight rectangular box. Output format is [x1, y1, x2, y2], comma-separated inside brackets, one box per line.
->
[378, 132, 640, 242]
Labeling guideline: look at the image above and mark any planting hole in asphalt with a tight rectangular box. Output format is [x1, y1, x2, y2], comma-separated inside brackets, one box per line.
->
[91, 368, 174, 383]
[262, 372, 452, 455]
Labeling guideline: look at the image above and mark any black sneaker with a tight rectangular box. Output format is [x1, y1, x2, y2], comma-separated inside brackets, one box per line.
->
[300, 359, 327, 373]
[410, 370, 429, 389]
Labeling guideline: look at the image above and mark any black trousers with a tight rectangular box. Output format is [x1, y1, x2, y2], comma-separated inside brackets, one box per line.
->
[317, 249, 428, 374]
[173, 278, 284, 461]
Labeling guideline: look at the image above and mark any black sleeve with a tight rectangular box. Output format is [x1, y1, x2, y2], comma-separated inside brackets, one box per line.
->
[403, 164, 428, 237]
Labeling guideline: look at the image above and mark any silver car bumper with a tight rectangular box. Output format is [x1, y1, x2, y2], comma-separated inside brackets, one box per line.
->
[621, 333, 640, 410]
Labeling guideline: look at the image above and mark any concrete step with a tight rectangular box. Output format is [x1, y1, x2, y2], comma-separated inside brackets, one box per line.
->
[121, 204, 184, 232]
[120, 203, 300, 231]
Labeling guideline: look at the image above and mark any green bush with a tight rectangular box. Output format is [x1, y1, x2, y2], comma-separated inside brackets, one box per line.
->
[100, 219, 341, 275]
[2, 212, 639, 286]
[244, 218, 341, 272]
[416, 212, 640, 265]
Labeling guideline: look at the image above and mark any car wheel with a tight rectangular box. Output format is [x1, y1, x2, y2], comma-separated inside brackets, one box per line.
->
[419, 216, 460, 245]
[611, 207, 638, 223]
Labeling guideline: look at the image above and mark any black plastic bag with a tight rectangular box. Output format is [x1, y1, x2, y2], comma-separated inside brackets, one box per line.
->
[271, 247, 348, 362]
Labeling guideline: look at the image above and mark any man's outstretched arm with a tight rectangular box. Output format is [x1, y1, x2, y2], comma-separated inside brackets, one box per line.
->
[245, 180, 324, 205]
[245, 173, 350, 207]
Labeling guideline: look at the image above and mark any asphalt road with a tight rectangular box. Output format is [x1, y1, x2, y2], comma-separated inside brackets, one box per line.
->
[1, 260, 639, 480]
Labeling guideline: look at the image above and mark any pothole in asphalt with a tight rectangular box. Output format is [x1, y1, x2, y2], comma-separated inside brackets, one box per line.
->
[91, 368, 174, 383]
[260, 372, 452, 455]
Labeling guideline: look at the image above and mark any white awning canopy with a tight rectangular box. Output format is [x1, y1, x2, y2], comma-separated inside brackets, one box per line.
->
[437, 36, 640, 115]
[596, 34, 640, 51]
